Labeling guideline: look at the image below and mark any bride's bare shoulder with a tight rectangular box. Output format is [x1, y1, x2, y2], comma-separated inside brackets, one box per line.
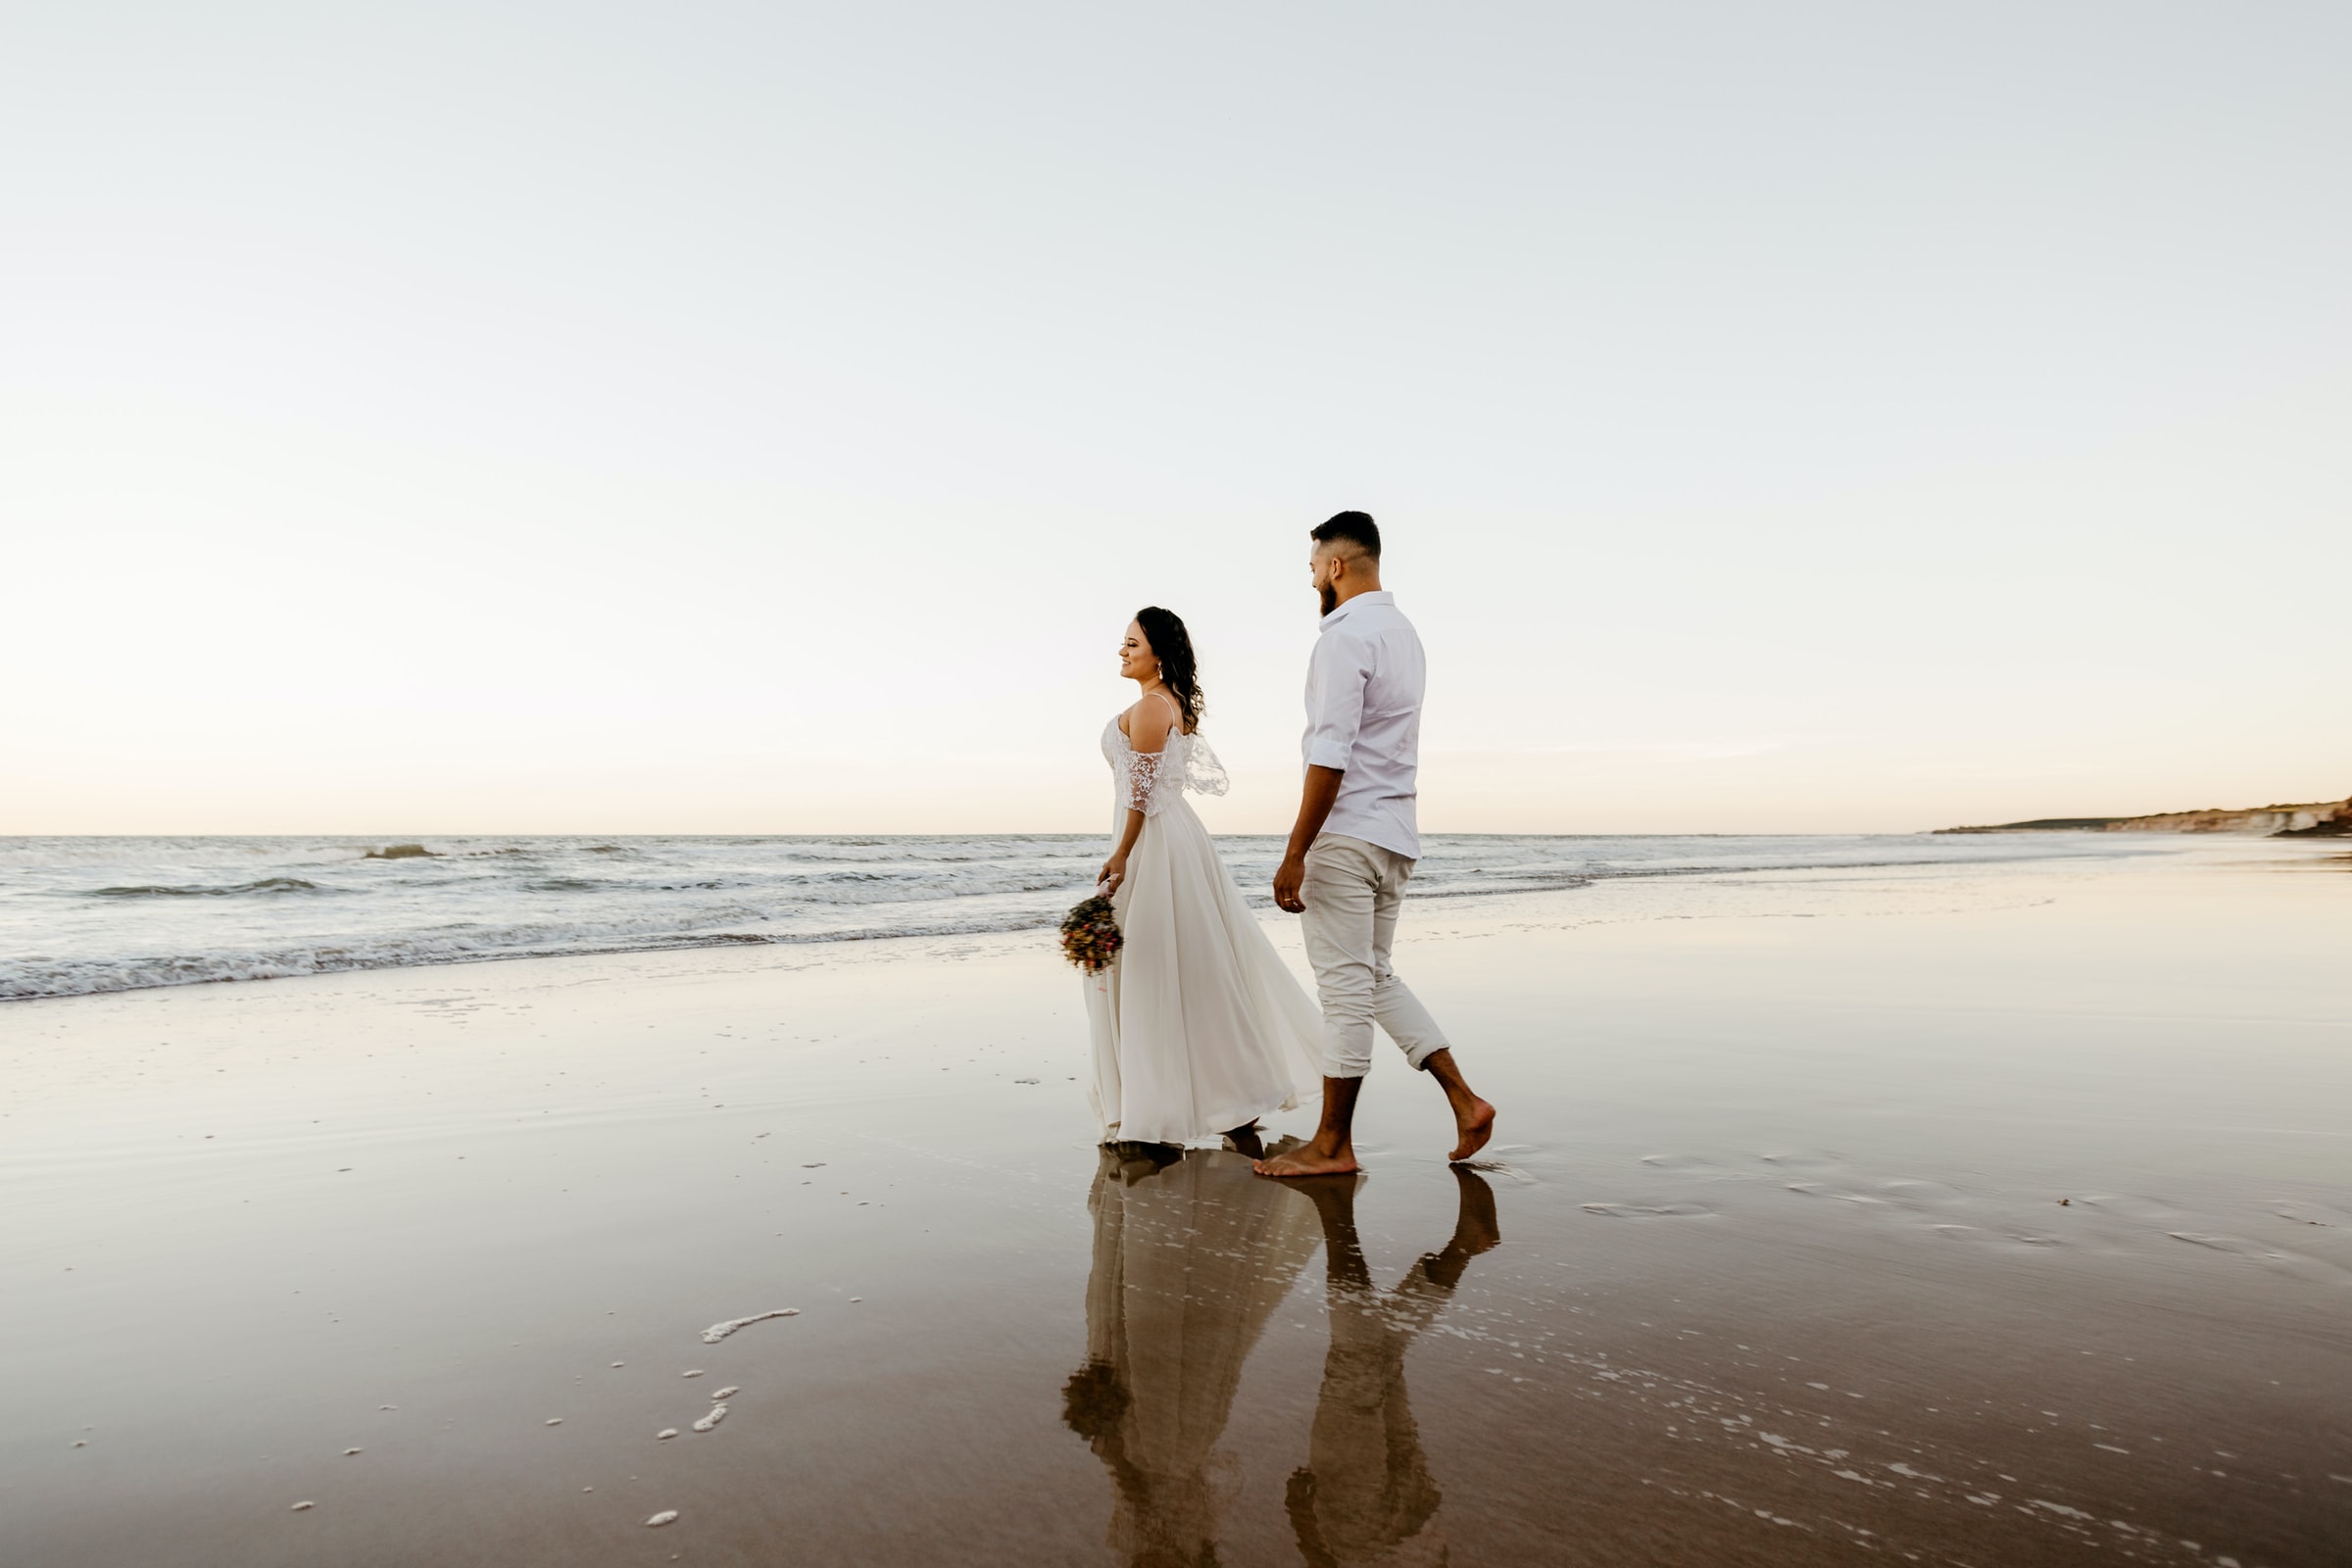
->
[1120, 690, 1181, 750]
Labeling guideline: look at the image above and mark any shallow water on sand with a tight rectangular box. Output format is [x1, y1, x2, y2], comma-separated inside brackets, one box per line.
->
[2, 840, 2346, 1565]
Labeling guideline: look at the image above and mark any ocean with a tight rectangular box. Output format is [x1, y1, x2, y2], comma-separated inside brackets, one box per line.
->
[0, 832, 2152, 1002]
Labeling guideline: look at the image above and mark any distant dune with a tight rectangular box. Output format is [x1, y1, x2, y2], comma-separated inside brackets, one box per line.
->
[1937, 796, 2350, 837]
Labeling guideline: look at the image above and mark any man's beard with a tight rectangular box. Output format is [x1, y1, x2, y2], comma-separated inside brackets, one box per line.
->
[1318, 580, 1338, 616]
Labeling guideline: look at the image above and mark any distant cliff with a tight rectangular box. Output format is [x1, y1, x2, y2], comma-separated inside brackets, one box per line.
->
[1938, 796, 2350, 837]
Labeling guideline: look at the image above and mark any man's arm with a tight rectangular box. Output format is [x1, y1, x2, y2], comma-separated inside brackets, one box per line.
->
[1273, 764, 1344, 912]
[1280, 630, 1369, 912]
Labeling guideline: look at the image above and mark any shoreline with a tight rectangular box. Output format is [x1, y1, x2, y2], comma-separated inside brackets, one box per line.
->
[6, 839, 2348, 1565]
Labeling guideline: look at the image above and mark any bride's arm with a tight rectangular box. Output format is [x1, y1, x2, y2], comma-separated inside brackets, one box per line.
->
[1098, 695, 1176, 895]
[1098, 808, 1146, 897]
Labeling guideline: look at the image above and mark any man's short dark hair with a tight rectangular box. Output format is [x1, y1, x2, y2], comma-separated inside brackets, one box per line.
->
[1310, 511, 1381, 560]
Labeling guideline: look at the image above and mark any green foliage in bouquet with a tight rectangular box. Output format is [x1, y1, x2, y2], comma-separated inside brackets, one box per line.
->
[1059, 895, 1123, 974]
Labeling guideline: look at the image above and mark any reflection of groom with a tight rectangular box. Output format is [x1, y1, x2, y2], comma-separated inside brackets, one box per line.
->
[1288, 1167, 1501, 1566]
[1259, 511, 1496, 1180]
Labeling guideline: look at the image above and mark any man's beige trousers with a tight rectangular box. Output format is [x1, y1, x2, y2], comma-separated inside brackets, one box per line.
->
[1298, 833, 1449, 1078]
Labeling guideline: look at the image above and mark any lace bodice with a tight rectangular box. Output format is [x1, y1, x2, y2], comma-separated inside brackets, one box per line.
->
[1102, 715, 1230, 816]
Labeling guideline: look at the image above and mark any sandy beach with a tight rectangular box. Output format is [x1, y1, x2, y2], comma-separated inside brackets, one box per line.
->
[5, 838, 2348, 1566]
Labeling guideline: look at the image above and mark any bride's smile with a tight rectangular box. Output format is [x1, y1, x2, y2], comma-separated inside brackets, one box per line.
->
[1116, 624, 1157, 685]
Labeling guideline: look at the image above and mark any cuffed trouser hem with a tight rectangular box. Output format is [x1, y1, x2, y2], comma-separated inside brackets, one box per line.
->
[1300, 834, 1450, 1080]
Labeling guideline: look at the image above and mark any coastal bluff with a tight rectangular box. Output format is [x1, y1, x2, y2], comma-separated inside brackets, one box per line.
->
[1938, 796, 2350, 837]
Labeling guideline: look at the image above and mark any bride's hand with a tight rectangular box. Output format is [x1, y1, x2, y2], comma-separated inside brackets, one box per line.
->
[1098, 854, 1128, 896]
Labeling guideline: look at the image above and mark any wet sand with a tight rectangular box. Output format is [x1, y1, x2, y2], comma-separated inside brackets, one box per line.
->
[4, 840, 2348, 1566]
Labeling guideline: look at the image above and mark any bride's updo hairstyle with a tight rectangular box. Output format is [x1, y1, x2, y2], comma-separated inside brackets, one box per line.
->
[1133, 606, 1204, 733]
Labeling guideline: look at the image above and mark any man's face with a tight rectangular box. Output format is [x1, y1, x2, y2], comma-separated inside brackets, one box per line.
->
[1309, 545, 1342, 616]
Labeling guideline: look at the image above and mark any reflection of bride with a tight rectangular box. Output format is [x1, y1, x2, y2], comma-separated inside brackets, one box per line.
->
[1062, 1144, 1322, 1568]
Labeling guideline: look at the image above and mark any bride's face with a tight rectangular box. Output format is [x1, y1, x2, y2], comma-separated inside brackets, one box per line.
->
[1118, 621, 1158, 683]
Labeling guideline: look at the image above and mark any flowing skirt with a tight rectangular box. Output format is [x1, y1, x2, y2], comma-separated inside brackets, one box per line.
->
[1083, 797, 1325, 1145]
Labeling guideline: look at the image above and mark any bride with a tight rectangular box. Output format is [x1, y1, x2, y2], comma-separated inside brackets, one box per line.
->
[1085, 607, 1324, 1155]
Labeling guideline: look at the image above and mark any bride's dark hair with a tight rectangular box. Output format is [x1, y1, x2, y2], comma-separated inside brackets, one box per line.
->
[1133, 606, 1203, 733]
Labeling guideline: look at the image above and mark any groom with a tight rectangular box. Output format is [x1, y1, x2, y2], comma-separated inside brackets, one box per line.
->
[1255, 512, 1495, 1179]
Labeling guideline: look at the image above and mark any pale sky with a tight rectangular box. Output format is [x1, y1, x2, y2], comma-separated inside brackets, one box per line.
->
[4, 3, 2345, 836]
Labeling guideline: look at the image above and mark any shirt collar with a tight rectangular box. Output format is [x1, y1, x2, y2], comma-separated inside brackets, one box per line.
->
[1319, 589, 1394, 629]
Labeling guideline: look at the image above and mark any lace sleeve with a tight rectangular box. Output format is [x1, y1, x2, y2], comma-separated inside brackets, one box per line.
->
[1183, 734, 1229, 797]
[1125, 750, 1167, 815]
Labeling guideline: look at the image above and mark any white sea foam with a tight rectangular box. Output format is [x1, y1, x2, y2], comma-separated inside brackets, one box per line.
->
[0, 832, 2169, 1002]
[701, 1309, 797, 1344]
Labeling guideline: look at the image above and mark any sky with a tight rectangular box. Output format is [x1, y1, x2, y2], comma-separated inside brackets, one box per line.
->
[4, 2, 2345, 836]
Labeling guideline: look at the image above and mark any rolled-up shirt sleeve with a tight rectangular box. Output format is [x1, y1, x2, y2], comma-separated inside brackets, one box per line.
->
[1303, 630, 1370, 771]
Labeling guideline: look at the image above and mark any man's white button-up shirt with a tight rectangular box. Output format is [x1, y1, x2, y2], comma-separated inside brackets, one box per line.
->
[1301, 590, 1426, 860]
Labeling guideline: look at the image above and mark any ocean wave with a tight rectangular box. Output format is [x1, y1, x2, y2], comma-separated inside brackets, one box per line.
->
[0, 908, 1072, 1001]
[0, 830, 2171, 1003]
[86, 878, 325, 899]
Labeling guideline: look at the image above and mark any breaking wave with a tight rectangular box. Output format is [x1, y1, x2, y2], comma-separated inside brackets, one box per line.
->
[1, 831, 2164, 1002]
[87, 878, 325, 899]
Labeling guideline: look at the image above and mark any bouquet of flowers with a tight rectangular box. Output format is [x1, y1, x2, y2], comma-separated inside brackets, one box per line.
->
[1059, 893, 1123, 974]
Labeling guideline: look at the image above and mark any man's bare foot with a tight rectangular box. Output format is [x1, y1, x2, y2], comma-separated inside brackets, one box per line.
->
[1421, 1050, 1496, 1163]
[1447, 1097, 1496, 1163]
[1253, 1142, 1359, 1179]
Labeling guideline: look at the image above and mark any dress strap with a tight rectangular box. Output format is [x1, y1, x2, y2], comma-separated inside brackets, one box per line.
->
[1121, 685, 1185, 742]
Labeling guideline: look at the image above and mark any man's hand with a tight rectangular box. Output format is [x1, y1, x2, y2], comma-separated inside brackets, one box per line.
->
[1273, 854, 1307, 913]
[1275, 765, 1345, 914]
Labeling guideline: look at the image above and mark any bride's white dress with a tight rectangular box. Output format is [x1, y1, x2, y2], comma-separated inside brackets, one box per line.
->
[1084, 715, 1325, 1145]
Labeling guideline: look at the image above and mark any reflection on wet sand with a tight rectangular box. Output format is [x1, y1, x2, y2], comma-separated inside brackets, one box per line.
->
[1065, 1143, 1323, 1566]
[1065, 1145, 1500, 1568]
[1288, 1167, 1498, 1568]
